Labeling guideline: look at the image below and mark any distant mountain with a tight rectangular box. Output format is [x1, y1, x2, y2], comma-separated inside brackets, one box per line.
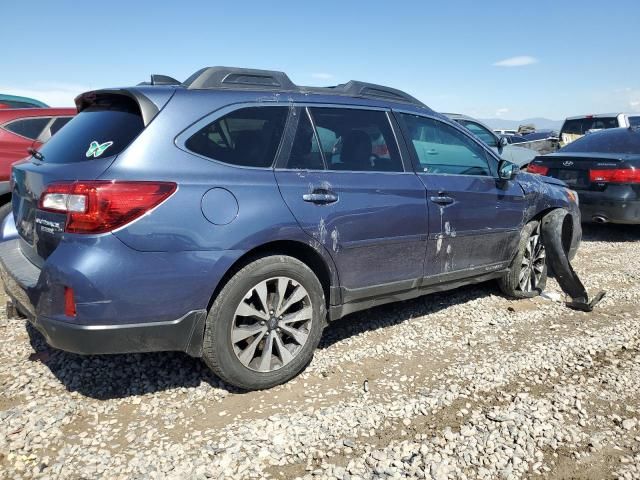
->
[479, 117, 563, 131]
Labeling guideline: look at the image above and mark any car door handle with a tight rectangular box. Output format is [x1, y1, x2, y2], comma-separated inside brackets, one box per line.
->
[430, 195, 454, 205]
[303, 192, 338, 204]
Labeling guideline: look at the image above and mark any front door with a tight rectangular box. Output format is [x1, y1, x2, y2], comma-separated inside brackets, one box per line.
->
[275, 106, 428, 303]
[396, 113, 525, 279]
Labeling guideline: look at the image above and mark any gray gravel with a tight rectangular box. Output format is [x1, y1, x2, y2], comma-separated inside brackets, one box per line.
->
[1, 224, 640, 479]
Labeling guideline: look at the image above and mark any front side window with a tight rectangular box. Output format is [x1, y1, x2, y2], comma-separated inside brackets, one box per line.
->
[459, 120, 498, 148]
[186, 107, 288, 167]
[399, 114, 492, 176]
[307, 108, 403, 172]
[3, 117, 51, 140]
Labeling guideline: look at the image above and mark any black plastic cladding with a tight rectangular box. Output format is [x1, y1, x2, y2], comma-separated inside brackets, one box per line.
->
[181, 66, 427, 108]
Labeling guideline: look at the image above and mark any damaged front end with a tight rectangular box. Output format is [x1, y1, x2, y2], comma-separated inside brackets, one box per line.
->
[540, 209, 605, 312]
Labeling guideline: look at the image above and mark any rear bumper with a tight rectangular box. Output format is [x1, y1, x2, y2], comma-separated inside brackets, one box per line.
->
[578, 192, 640, 224]
[0, 239, 207, 356]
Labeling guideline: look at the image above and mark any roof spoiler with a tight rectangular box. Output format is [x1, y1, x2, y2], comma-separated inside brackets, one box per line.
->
[74, 89, 162, 126]
[137, 74, 182, 86]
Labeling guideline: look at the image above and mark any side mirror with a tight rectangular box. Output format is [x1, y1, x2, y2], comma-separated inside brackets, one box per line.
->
[497, 135, 509, 153]
[498, 159, 519, 181]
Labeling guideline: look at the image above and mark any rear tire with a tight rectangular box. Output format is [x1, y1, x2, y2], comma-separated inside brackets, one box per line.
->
[498, 220, 547, 298]
[202, 255, 326, 390]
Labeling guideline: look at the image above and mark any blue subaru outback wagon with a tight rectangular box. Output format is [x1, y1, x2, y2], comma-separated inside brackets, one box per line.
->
[0, 67, 581, 390]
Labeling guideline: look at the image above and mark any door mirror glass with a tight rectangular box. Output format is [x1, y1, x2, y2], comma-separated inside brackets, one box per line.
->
[498, 159, 518, 180]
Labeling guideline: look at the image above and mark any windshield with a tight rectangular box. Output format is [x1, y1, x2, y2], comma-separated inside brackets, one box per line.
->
[37, 97, 144, 164]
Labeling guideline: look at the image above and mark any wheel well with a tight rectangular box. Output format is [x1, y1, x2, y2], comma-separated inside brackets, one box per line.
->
[0, 193, 11, 207]
[206, 240, 333, 312]
[530, 207, 575, 251]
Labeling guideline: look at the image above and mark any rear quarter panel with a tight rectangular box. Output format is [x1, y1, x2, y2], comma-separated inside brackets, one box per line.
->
[102, 90, 340, 302]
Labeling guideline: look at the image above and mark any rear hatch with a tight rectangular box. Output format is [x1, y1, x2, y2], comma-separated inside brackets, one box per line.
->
[529, 128, 640, 192]
[12, 92, 150, 267]
[529, 153, 616, 189]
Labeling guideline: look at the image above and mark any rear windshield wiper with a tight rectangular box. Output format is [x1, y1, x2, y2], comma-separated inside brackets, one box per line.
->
[28, 147, 44, 161]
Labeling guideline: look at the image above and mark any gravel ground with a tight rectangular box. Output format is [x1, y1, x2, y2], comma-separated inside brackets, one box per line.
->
[1, 224, 639, 480]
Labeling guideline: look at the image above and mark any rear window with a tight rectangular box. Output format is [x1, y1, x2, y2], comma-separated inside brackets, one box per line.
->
[4, 117, 50, 140]
[561, 117, 618, 135]
[629, 117, 640, 127]
[37, 97, 144, 164]
[560, 129, 640, 154]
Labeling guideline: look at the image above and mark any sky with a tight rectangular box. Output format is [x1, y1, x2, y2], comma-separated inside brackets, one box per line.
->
[1, 0, 639, 122]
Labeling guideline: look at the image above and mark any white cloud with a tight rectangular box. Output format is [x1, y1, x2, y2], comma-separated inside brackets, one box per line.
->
[492, 56, 539, 67]
[0, 83, 92, 107]
[310, 73, 334, 80]
[495, 107, 509, 117]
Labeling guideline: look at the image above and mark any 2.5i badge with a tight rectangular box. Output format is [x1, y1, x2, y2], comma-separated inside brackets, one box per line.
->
[86, 141, 113, 158]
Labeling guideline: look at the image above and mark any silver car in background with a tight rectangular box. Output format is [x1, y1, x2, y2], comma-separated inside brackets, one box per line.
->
[444, 113, 538, 168]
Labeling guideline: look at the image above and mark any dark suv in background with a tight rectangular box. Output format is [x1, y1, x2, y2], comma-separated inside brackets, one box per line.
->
[0, 67, 581, 390]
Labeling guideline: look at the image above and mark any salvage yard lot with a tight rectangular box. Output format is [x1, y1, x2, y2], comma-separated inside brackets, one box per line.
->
[1, 225, 639, 479]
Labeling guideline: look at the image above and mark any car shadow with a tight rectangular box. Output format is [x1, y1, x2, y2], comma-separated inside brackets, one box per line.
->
[25, 323, 239, 399]
[319, 282, 496, 350]
[25, 282, 500, 400]
[581, 223, 640, 243]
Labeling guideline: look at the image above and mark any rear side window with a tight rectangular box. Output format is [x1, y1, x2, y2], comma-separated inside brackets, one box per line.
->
[50, 117, 72, 135]
[186, 107, 288, 168]
[4, 117, 50, 140]
[561, 117, 618, 135]
[307, 108, 403, 172]
[38, 97, 144, 164]
[37, 117, 73, 144]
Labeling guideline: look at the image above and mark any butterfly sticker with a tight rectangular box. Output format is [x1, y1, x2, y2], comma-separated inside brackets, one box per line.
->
[85, 141, 114, 158]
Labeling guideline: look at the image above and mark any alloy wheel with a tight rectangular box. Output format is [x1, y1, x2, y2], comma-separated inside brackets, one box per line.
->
[518, 225, 546, 293]
[231, 277, 313, 372]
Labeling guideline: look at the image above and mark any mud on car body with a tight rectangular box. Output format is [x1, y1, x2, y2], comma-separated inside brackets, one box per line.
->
[0, 67, 581, 390]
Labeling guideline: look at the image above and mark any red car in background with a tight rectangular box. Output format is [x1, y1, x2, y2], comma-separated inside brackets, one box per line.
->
[0, 108, 76, 206]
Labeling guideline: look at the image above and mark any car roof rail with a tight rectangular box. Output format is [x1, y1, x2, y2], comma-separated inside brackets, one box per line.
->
[137, 74, 182, 86]
[184, 66, 297, 91]
[182, 66, 426, 108]
[334, 80, 426, 107]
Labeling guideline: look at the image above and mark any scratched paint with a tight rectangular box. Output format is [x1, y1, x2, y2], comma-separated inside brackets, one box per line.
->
[330, 227, 339, 252]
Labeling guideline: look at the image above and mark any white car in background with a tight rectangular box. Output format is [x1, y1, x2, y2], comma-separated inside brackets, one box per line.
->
[559, 113, 640, 146]
[494, 129, 518, 136]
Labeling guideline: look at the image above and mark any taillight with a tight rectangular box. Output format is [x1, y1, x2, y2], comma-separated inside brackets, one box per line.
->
[527, 164, 549, 175]
[589, 168, 640, 184]
[39, 181, 177, 234]
[64, 286, 76, 317]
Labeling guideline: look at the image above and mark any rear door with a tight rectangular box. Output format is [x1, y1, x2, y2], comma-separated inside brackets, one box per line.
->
[12, 96, 145, 266]
[396, 113, 525, 278]
[275, 106, 428, 303]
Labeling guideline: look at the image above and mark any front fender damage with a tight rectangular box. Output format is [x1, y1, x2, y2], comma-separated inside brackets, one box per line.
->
[541, 209, 605, 312]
